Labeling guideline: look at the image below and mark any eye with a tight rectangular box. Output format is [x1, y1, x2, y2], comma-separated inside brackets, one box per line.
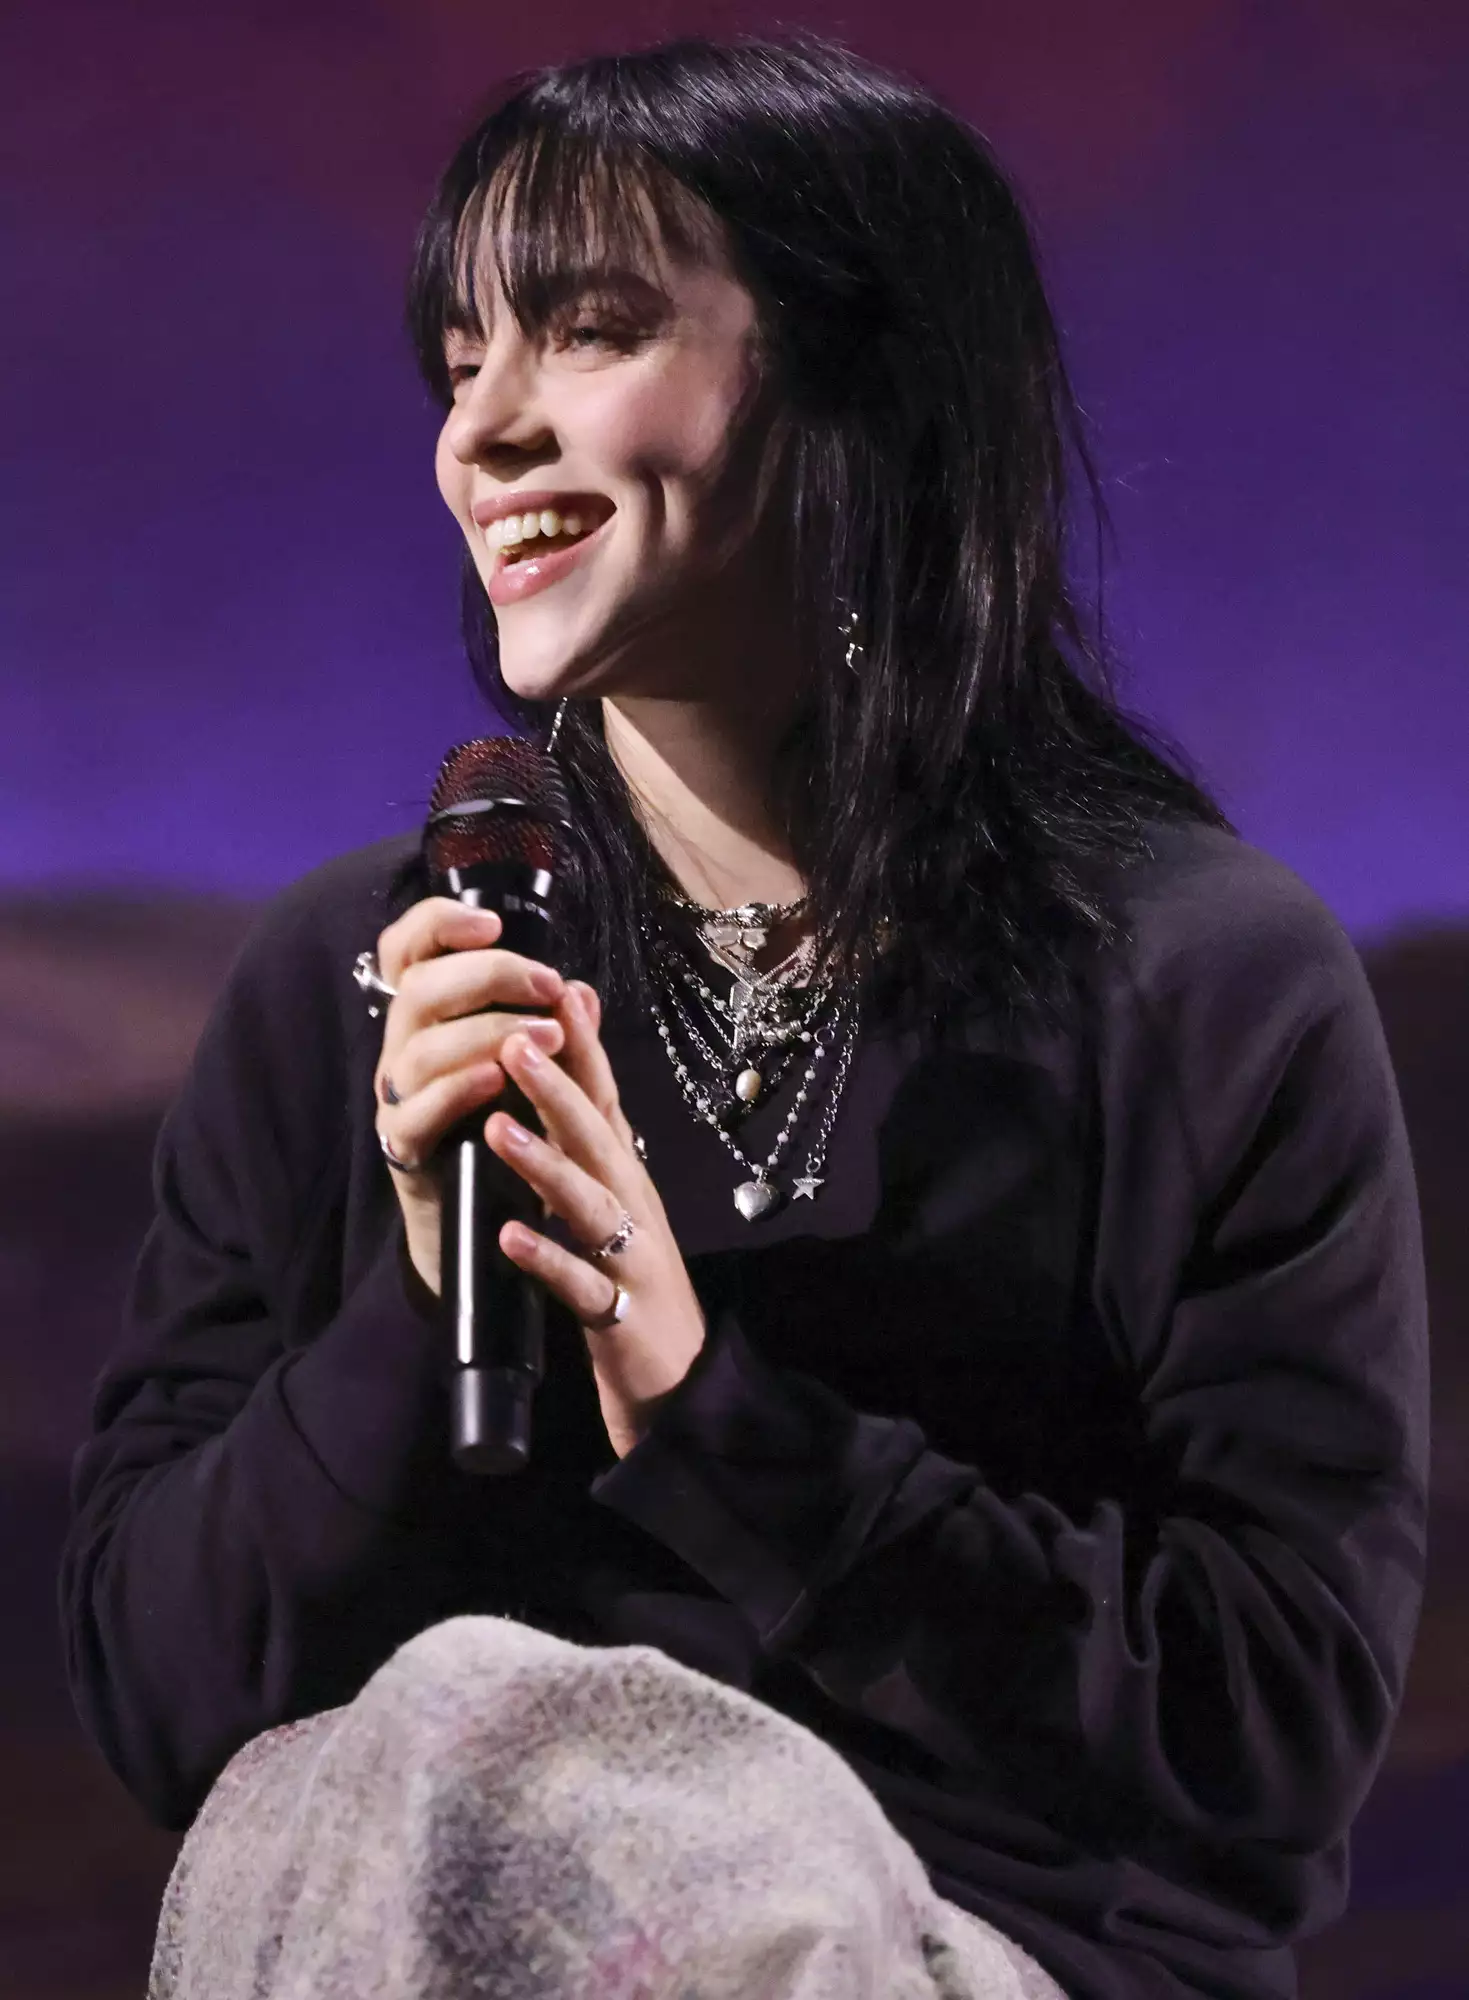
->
[446, 361, 480, 390]
[553, 310, 646, 354]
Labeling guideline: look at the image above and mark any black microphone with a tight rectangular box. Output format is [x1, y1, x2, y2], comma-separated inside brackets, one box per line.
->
[422, 735, 575, 1476]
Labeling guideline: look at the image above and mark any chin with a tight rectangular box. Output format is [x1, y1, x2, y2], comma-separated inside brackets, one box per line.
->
[497, 656, 588, 710]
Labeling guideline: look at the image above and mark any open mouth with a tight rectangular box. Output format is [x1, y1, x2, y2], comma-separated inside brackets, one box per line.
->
[485, 498, 615, 568]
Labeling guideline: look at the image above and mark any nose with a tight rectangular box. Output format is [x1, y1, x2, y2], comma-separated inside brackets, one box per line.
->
[441, 333, 552, 469]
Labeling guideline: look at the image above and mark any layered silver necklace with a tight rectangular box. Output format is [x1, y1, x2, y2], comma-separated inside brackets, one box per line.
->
[638, 888, 865, 1221]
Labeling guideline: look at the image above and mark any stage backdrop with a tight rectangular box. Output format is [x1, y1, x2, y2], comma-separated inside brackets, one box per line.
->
[3, 4, 1465, 1998]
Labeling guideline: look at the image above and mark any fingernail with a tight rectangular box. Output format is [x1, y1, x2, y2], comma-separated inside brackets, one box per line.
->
[498, 1117, 532, 1148]
[511, 1035, 542, 1068]
[532, 967, 563, 1000]
[526, 1020, 561, 1047]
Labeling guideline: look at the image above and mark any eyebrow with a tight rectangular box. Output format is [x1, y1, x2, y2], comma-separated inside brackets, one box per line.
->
[443, 262, 674, 341]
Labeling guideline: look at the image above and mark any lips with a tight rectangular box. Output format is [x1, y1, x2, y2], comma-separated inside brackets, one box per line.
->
[484, 507, 616, 608]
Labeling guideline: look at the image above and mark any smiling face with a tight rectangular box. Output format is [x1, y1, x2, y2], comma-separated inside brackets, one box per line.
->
[433, 180, 792, 708]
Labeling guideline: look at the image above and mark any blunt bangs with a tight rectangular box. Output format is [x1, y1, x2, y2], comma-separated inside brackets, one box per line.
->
[408, 115, 720, 406]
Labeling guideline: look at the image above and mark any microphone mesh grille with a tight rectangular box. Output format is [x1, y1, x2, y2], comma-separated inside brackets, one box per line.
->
[423, 737, 574, 877]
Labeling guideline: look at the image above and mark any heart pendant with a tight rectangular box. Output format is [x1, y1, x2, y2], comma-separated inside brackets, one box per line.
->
[734, 1179, 780, 1221]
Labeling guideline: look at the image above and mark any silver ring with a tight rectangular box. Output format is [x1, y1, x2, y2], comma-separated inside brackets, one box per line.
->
[378, 1128, 429, 1175]
[583, 1282, 630, 1331]
[590, 1207, 636, 1259]
[354, 950, 397, 1002]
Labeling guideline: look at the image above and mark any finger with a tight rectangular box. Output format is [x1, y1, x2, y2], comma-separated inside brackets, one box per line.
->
[484, 1110, 625, 1250]
[377, 897, 504, 987]
[393, 940, 565, 1031]
[499, 1031, 631, 1196]
[378, 899, 566, 1022]
[373, 904, 566, 1102]
[498, 1220, 623, 1330]
[553, 984, 641, 1156]
[382, 1008, 563, 1104]
[379, 1058, 506, 1169]
[547, 983, 611, 1114]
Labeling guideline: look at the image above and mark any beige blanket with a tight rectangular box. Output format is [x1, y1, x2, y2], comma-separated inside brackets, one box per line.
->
[148, 1615, 1067, 2000]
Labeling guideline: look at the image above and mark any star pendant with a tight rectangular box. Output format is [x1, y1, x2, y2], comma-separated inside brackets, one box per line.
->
[792, 1174, 824, 1200]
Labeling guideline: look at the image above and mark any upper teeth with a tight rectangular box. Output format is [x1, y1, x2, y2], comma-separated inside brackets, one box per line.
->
[485, 508, 587, 549]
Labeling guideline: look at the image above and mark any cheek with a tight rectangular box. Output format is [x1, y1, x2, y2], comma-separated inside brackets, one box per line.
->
[597, 354, 754, 498]
[434, 424, 471, 523]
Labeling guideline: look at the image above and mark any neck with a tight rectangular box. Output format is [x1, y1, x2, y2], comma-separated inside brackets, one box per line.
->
[600, 691, 806, 912]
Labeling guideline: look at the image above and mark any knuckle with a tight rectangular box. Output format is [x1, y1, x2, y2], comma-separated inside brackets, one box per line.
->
[380, 902, 430, 965]
[442, 1062, 499, 1122]
[376, 906, 409, 950]
[488, 948, 538, 987]
[463, 1057, 505, 1098]
[396, 957, 432, 1007]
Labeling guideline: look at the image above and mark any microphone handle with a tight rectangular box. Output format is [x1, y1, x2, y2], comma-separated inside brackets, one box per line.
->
[435, 860, 560, 1475]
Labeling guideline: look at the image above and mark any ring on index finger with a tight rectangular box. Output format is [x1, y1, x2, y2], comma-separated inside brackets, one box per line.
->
[353, 949, 398, 1013]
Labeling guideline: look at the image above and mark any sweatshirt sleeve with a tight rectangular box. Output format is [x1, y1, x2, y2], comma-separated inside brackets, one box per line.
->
[58, 857, 509, 1832]
[590, 844, 1430, 1857]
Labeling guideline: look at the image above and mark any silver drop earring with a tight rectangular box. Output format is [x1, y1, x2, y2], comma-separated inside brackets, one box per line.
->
[837, 601, 864, 672]
[546, 697, 569, 753]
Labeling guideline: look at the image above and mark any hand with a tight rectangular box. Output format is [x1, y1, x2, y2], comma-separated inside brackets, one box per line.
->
[486, 984, 707, 1459]
[370, 897, 570, 1295]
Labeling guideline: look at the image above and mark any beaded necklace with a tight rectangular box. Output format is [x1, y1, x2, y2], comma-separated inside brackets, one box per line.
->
[640, 889, 865, 1221]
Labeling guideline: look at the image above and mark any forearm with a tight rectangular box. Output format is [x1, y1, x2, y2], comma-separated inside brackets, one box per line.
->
[61, 1228, 497, 1829]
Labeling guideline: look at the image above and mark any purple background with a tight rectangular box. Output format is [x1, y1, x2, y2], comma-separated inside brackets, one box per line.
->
[4, 5, 1467, 1997]
[7, 0, 1466, 934]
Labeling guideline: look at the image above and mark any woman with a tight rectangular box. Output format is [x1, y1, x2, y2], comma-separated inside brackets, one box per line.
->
[60, 32, 1427, 2000]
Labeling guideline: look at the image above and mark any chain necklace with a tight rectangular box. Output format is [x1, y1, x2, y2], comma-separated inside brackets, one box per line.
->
[664, 982, 811, 1120]
[646, 922, 832, 1107]
[656, 887, 810, 933]
[656, 887, 816, 1007]
[646, 972, 863, 1221]
[546, 699, 883, 1222]
[639, 905, 864, 1221]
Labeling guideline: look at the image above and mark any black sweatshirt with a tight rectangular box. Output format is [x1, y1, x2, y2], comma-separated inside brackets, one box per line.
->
[58, 816, 1429, 2000]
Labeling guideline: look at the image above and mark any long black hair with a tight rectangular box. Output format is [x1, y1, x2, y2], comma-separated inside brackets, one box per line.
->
[405, 30, 1233, 1039]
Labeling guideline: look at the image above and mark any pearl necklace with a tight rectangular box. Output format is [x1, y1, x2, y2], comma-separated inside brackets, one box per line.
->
[657, 941, 829, 1101]
[664, 979, 813, 1118]
[647, 911, 832, 1100]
